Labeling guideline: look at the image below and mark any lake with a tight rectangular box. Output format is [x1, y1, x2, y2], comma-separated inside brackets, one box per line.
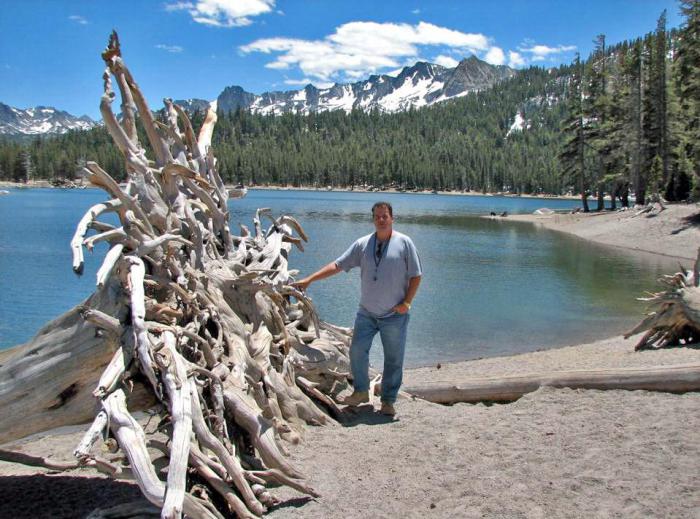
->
[0, 188, 676, 367]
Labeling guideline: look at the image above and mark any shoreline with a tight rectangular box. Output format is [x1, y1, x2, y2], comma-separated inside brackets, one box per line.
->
[0, 179, 580, 201]
[505, 203, 700, 262]
[246, 184, 581, 200]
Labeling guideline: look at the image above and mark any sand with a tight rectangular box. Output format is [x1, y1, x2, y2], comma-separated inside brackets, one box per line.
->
[507, 203, 700, 262]
[1, 204, 699, 518]
[3, 335, 698, 519]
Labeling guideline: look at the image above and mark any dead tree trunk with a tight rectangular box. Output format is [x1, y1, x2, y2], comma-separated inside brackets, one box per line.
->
[625, 247, 700, 350]
[0, 32, 353, 518]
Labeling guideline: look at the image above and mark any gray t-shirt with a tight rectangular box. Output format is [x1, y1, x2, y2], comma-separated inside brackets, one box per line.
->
[335, 230, 422, 318]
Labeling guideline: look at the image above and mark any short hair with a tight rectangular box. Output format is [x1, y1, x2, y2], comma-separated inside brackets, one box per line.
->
[371, 201, 393, 217]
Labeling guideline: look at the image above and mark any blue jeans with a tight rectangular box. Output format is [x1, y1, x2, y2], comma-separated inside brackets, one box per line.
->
[350, 310, 410, 404]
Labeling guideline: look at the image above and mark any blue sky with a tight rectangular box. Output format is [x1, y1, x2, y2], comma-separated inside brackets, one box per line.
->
[0, 0, 684, 120]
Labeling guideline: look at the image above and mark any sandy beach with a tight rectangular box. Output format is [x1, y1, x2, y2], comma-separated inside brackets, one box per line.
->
[1, 203, 699, 518]
[508, 203, 700, 262]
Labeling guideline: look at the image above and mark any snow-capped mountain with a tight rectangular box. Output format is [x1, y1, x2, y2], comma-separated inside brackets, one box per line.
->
[218, 56, 515, 115]
[0, 103, 98, 137]
[0, 56, 514, 137]
[169, 98, 213, 114]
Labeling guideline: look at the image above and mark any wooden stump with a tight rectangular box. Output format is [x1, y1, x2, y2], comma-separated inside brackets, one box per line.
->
[0, 32, 352, 518]
[625, 247, 700, 350]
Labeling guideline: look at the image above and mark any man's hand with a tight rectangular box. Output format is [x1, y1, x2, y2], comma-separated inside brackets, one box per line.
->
[292, 262, 342, 293]
[393, 302, 410, 314]
[292, 278, 311, 292]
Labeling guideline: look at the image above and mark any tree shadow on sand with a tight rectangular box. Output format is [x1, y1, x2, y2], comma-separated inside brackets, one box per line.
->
[267, 495, 315, 513]
[339, 405, 397, 427]
[671, 210, 700, 235]
[0, 474, 150, 519]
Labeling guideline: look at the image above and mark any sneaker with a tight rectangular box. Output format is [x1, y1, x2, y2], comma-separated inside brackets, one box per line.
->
[380, 401, 396, 417]
[339, 391, 370, 407]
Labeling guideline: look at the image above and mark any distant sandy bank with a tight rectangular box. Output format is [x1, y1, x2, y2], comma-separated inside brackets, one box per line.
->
[0, 179, 578, 200]
[246, 184, 579, 200]
[505, 203, 700, 262]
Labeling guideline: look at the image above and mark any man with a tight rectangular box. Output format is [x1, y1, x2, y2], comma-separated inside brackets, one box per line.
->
[294, 202, 422, 417]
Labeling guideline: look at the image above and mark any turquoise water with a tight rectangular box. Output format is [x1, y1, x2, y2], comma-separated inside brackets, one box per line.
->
[0, 188, 675, 367]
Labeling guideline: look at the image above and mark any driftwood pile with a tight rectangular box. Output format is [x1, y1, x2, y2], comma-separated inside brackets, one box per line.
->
[626, 247, 700, 350]
[0, 33, 353, 518]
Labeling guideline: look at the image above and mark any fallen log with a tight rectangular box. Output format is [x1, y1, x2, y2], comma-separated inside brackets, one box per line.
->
[404, 364, 700, 404]
[0, 287, 156, 443]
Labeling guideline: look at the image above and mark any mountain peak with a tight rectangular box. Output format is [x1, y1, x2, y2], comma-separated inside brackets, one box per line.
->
[0, 103, 99, 137]
[214, 56, 511, 116]
[1, 56, 517, 137]
[443, 56, 515, 97]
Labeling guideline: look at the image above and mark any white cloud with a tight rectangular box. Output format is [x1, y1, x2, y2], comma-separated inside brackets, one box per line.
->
[433, 54, 459, 68]
[69, 15, 88, 25]
[484, 46, 505, 65]
[412, 22, 488, 50]
[283, 78, 312, 85]
[519, 43, 576, 61]
[156, 44, 184, 53]
[165, 1, 194, 10]
[166, 0, 275, 27]
[284, 78, 334, 89]
[412, 9, 421, 15]
[241, 21, 489, 82]
[508, 51, 526, 68]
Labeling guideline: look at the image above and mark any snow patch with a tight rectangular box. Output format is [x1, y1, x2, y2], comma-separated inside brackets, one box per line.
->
[318, 85, 356, 113]
[506, 112, 528, 137]
[28, 121, 54, 133]
[379, 77, 443, 112]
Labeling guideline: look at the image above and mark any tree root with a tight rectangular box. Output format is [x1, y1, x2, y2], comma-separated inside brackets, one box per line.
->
[0, 32, 353, 518]
[626, 247, 700, 350]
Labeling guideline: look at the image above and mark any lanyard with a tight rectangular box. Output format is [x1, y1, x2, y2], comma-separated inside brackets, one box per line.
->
[372, 233, 389, 277]
[374, 235, 383, 267]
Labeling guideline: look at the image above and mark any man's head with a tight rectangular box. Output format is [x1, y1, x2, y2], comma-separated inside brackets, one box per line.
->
[372, 201, 394, 236]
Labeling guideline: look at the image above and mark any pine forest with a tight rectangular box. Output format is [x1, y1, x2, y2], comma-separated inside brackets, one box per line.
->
[1, 3, 698, 210]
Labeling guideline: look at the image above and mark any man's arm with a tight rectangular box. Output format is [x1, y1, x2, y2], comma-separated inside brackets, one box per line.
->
[394, 275, 421, 314]
[293, 261, 342, 291]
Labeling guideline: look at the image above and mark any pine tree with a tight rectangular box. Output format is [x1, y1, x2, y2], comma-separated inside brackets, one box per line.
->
[586, 34, 615, 210]
[676, 0, 700, 199]
[625, 39, 647, 204]
[560, 54, 590, 211]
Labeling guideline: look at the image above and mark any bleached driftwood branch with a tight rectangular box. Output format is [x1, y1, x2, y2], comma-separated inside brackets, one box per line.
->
[0, 32, 353, 518]
[625, 247, 700, 350]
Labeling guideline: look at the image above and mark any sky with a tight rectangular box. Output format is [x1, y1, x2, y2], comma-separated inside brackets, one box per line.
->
[0, 0, 685, 120]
